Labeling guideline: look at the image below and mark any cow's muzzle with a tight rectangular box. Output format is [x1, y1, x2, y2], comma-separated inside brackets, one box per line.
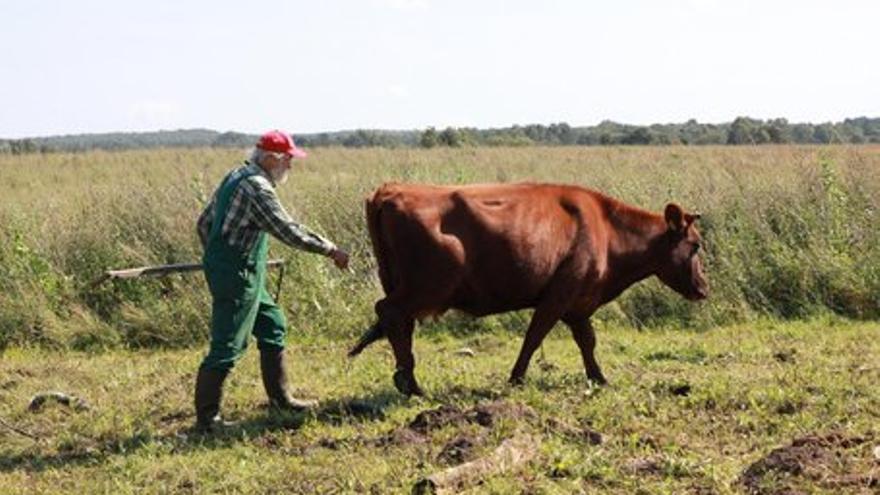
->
[688, 286, 708, 301]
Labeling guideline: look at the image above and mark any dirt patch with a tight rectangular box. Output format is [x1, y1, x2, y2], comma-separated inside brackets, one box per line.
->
[738, 432, 878, 494]
[772, 349, 796, 363]
[311, 399, 601, 456]
[371, 427, 429, 447]
[437, 434, 484, 465]
[408, 400, 537, 434]
[773, 400, 801, 416]
[470, 401, 537, 427]
[409, 405, 468, 434]
[651, 380, 692, 397]
[310, 400, 542, 450]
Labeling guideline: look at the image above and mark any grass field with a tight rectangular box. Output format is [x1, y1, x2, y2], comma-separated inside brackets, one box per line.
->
[2, 145, 879, 350]
[1, 145, 879, 493]
[1, 318, 878, 493]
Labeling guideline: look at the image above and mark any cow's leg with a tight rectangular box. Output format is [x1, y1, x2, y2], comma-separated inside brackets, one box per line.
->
[509, 305, 565, 384]
[374, 298, 423, 396]
[388, 317, 422, 396]
[562, 313, 607, 385]
[508, 247, 590, 385]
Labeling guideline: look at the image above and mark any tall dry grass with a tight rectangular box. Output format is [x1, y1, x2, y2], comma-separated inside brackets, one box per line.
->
[1, 145, 878, 350]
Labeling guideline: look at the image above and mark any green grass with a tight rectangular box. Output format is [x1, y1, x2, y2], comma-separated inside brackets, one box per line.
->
[1, 318, 878, 493]
[2, 145, 880, 349]
[1, 145, 880, 492]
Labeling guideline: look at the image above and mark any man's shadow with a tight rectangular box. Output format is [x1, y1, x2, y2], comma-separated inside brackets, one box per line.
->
[0, 389, 407, 474]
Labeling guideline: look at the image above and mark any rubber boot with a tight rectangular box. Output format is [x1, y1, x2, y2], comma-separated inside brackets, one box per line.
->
[259, 348, 318, 413]
[194, 367, 234, 432]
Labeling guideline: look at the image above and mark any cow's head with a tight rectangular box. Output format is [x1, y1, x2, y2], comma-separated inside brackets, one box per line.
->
[655, 203, 708, 301]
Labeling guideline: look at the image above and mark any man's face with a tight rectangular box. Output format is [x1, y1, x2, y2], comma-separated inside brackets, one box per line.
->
[265, 153, 293, 185]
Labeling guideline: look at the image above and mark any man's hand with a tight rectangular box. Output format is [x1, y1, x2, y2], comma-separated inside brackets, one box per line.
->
[329, 248, 350, 270]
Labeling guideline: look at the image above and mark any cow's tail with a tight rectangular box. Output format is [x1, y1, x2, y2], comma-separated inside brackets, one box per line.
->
[348, 187, 394, 358]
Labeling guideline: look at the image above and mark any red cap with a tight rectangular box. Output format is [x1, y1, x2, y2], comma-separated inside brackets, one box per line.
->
[256, 130, 307, 158]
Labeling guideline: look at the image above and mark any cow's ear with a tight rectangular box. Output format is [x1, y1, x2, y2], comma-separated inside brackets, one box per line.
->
[665, 203, 686, 232]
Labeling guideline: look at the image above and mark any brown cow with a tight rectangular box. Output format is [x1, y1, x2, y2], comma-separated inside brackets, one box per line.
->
[349, 182, 708, 395]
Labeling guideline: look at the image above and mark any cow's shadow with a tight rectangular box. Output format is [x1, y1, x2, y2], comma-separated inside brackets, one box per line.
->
[0, 389, 407, 474]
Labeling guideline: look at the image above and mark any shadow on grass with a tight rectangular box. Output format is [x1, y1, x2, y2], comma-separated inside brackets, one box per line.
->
[0, 388, 408, 474]
[430, 383, 509, 403]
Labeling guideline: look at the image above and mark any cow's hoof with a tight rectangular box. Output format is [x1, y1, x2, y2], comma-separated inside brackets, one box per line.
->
[508, 375, 526, 387]
[393, 368, 423, 396]
[586, 374, 608, 386]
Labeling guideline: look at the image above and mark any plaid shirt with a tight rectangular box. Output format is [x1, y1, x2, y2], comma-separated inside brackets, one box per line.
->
[197, 161, 336, 256]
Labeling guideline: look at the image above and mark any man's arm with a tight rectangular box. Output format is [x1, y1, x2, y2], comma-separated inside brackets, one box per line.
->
[245, 178, 338, 256]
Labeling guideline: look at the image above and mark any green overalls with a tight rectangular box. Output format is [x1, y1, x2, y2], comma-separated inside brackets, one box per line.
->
[200, 169, 287, 372]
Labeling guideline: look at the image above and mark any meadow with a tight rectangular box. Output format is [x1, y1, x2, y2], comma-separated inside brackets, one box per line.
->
[1, 145, 879, 493]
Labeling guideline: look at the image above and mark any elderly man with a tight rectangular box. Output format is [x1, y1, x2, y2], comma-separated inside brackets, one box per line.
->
[194, 130, 349, 431]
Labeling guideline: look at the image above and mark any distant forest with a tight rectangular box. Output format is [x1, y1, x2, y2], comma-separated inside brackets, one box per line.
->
[2, 116, 879, 154]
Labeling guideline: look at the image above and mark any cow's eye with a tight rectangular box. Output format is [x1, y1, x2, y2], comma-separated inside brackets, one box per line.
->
[691, 242, 701, 256]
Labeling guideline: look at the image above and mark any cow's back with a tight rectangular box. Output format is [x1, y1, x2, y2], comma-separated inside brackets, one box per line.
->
[367, 182, 606, 317]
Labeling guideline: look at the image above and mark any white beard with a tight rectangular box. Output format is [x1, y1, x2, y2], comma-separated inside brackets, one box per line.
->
[270, 167, 289, 185]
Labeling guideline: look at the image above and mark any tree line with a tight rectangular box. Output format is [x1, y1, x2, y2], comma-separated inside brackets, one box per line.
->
[2, 117, 878, 154]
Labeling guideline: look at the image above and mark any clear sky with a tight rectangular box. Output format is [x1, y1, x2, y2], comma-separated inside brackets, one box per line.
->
[1, 0, 877, 138]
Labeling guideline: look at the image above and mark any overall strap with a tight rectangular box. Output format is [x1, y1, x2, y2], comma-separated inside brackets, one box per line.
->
[207, 166, 261, 245]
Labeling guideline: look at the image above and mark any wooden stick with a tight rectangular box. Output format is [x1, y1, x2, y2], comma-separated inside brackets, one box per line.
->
[413, 434, 538, 494]
[89, 259, 285, 289]
[0, 415, 39, 441]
